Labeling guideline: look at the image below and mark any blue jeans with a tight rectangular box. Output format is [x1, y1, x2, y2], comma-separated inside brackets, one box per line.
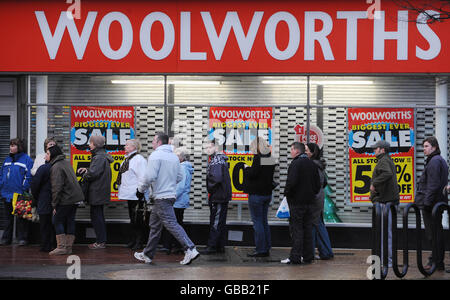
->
[248, 194, 272, 254]
[312, 218, 334, 259]
[53, 205, 77, 235]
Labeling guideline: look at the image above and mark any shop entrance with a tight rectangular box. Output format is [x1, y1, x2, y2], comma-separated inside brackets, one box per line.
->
[0, 78, 17, 231]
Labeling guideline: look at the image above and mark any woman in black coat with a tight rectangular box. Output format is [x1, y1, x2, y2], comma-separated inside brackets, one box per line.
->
[78, 135, 113, 250]
[30, 151, 55, 252]
[243, 137, 275, 257]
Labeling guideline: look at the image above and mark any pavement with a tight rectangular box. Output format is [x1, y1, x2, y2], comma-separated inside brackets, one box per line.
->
[1, 244, 450, 281]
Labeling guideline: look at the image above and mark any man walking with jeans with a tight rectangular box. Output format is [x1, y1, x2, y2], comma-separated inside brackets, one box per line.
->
[282, 142, 320, 264]
[134, 132, 199, 265]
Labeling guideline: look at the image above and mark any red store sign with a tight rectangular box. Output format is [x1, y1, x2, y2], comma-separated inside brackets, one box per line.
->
[0, 0, 449, 73]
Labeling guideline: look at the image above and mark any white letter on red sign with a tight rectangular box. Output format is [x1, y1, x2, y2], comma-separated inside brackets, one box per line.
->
[140, 12, 175, 60]
[35, 11, 97, 60]
[373, 11, 408, 60]
[180, 12, 207, 60]
[336, 11, 368, 61]
[98, 12, 133, 60]
[201, 11, 263, 61]
[416, 10, 441, 60]
[304, 11, 335, 61]
[264, 12, 300, 60]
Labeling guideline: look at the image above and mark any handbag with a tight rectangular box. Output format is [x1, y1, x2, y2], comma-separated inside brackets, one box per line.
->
[133, 199, 149, 226]
[276, 197, 290, 219]
[78, 176, 89, 204]
[14, 192, 34, 220]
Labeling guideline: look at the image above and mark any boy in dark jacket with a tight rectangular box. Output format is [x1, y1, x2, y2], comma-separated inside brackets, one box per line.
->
[202, 142, 232, 254]
[31, 159, 55, 252]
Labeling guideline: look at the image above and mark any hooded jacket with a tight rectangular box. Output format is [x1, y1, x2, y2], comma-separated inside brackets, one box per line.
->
[84, 147, 113, 205]
[138, 144, 184, 200]
[415, 150, 449, 209]
[370, 152, 400, 204]
[175, 161, 194, 208]
[0, 152, 33, 202]
[50, 154, 84, 208]
[206, 153, 232, 204]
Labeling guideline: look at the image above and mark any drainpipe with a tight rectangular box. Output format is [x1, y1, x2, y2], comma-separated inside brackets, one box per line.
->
[36, 76, 48, 157]
[435, 76, 448, 228]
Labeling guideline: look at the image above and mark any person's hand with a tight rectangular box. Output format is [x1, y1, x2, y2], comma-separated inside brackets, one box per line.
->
[446, 185, 450, 193]
[53, 209, 56, 216]
[370, 184, 376, 192]
[77, 168, 87, 175]
[136, 189, 145, 200]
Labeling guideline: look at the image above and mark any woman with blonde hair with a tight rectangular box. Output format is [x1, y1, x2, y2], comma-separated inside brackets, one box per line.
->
[243, 137, 276, 257]
[117, 139, 148, 250]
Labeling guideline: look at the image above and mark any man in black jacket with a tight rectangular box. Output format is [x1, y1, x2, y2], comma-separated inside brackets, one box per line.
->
[415, 137, 449, 270]
[282, 142, 320, 264]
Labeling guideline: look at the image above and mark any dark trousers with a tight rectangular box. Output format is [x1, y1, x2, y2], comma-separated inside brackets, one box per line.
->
[289, 204, 314, 264]
[207, 202, 228, 250]
[39, 213, 56, 251]
[90, 205, 107, 243]
[161, 207, 185, 250]
[53, 205, 77, 235]
[422, 209, 445, 266]
[1, 199, 30, 243]
[127, 200, 146, 245]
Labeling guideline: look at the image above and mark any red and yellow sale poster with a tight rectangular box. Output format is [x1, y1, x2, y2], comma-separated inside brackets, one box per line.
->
[209, 107, 273, 201]
[348, 108, 415, 204]
[70, 106, 135, 201]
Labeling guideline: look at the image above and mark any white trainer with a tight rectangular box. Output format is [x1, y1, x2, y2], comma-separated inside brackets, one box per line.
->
[180, 248, 200, 265]
[280, 258, 291, 264]
[134, 251, 152, 264]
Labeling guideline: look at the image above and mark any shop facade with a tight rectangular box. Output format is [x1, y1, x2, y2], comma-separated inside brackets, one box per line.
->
[0, 0, 449, 247]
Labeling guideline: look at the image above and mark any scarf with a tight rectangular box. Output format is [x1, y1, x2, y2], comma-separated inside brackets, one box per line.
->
[116, 152, 137, 186]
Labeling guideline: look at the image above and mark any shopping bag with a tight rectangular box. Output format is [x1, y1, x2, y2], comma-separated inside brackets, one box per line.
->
[276, 197, 290, 219]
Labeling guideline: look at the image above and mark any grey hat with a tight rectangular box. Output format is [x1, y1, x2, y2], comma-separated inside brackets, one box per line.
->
[372, 140, 390, 151]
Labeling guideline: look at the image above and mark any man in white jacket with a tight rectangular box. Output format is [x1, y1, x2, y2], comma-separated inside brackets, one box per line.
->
[134, 132, 199, 265]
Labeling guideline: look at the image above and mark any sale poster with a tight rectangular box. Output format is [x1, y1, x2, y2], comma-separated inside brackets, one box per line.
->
[209, 107, 273, 201]
[348, 108, 415, 205]
[70, 106, 135, 201]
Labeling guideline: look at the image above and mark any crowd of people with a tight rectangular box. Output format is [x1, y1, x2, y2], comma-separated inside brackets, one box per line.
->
[0, 133, 449, 267]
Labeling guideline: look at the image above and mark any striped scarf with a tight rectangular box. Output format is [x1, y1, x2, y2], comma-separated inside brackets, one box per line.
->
[116, 152, 137, 186]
